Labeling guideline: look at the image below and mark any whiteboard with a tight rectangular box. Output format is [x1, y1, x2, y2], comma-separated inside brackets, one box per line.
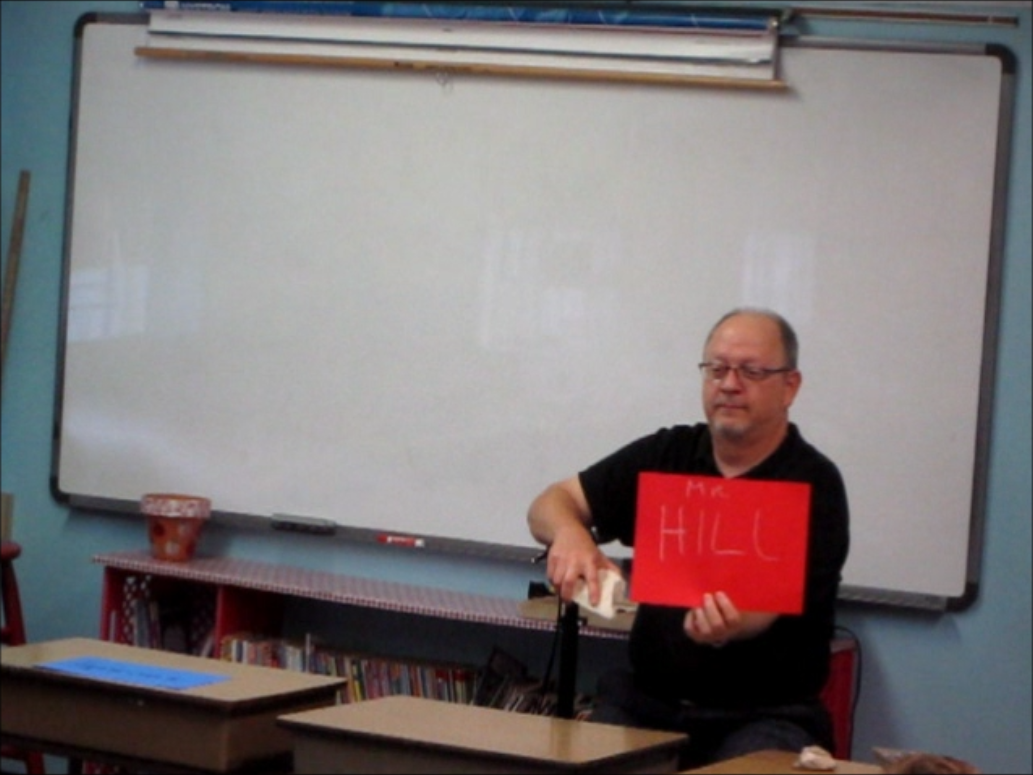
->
[55, 16, 1011, 609]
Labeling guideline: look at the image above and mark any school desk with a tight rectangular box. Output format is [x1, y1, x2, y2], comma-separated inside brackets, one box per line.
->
[0, 637, 344, 773]
[278, 694, 687, 773]
[681, 748, 883, 774]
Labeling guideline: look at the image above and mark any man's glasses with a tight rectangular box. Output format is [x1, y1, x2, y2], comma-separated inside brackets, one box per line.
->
[698, 362, 794, 382]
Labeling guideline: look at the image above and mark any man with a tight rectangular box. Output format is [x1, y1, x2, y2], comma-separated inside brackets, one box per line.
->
[527, 308, 849, 768]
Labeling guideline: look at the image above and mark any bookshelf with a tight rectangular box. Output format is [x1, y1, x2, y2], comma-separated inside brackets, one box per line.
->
[93, 551, 625, 709]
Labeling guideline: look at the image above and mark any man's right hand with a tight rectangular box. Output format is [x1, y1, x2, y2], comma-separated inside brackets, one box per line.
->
[546, 525, 620, 606]
[527, 475, 620, 606]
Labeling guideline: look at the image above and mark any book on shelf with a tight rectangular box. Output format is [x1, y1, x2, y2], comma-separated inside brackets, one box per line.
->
[471, 646, 595, 718]
[130, 597, 183, 650]
[473, 646, 530, 708]
[124, 584, 211, 656]
[131, 597, 150, 648]
[197, 629, 216, 659]
[500, 677, 545, 713]
[217, 632, 479, 705]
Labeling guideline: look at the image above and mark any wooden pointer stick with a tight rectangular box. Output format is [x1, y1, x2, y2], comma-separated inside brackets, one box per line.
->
[133, 46, 788, 91]
[1, 170, 31, 385]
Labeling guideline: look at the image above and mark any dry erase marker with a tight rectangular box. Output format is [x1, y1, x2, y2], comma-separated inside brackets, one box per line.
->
[378, 534, 425, 548]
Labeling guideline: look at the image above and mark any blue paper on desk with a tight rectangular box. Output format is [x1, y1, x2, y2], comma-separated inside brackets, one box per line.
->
[37, 656, 230, 691]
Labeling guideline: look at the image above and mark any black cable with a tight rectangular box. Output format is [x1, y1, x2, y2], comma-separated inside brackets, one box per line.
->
[535, 594, 564, 714]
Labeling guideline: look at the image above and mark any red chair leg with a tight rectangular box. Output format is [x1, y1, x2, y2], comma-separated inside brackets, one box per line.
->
[2, 540, 46, 774]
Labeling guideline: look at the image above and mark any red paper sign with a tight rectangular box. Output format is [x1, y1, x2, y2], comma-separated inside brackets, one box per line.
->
[631, 473, 811, 614]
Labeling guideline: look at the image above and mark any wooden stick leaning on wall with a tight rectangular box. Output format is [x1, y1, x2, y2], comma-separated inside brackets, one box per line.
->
[1, 170, 31, 390]
[133, 46, 788, 91]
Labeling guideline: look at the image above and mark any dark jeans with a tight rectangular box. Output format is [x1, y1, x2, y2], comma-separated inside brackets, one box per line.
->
[588, 668, 834, 770]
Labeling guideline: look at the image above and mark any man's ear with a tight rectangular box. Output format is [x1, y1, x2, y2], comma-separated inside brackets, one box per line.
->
[783, 370, 802, 409]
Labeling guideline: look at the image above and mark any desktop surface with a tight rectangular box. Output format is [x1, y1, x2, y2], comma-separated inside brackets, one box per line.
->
[682, 748, 883, 774]
[280, 694, 687, 773]
[1, 637, 344, 772]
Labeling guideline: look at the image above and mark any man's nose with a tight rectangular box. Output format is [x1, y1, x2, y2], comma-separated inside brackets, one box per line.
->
[718, 366, 745, 387]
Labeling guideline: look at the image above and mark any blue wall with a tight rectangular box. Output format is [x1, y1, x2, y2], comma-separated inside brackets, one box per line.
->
[2, 2, 1030, 772]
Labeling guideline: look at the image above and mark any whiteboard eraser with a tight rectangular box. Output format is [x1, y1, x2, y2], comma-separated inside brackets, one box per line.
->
[572, 568, 626, 619]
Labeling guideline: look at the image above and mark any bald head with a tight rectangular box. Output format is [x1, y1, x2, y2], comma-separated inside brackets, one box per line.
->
[704, 308, 798, 370]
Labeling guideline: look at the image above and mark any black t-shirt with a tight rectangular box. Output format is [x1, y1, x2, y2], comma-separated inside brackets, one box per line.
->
[579, 423, 849, 708]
